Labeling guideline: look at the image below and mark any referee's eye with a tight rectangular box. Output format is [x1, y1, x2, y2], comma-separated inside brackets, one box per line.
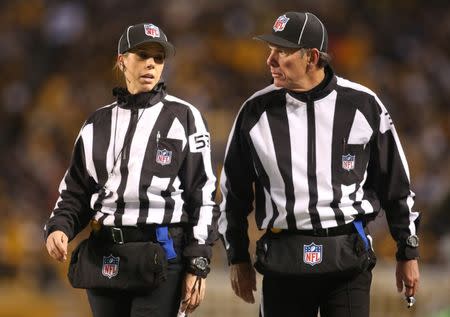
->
[152, 54, 165, 63]
[136, 51, 164, 63]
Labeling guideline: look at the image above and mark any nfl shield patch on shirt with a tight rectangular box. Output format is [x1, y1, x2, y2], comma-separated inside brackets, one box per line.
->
[303, 243, 322, 266]
[342, 154, 355, 171]
[102, 254, 120, 279]
[156, 149, 172, 166]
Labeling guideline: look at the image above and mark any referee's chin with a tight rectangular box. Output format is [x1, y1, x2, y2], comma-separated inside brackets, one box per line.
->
[272, 78, 285, 88]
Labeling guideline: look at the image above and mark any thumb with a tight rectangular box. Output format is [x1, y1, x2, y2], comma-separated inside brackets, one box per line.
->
[396, 275, 403, 293]
[61, 233, 68, 243]
[61, 234, 68, 259]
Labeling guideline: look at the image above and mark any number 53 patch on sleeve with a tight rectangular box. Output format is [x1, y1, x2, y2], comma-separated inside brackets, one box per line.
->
[188, 132, 210, 153]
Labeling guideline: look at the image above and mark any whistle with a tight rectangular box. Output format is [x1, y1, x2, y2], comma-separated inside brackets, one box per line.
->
[405, 296, 416, 308]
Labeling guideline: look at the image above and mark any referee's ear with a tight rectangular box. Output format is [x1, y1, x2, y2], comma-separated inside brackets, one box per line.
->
[308, 48, 320, 66]
[117, 55, 125, 72]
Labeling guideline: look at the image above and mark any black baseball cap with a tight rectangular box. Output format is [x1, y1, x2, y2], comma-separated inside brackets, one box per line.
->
[254, 12, 328, 52]
[117, 23, 175, 57]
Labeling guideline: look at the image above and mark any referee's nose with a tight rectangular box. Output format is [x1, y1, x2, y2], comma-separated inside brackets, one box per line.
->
[266, 49, 279, 68]
[145, 57, 156, 69]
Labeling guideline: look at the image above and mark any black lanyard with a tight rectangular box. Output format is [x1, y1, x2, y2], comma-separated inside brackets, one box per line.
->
[110, 106, 146, 176]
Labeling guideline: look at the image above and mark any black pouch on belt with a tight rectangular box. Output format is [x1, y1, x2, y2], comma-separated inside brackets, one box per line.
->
[68, 235, 168, 291]
[254, 230, 377, 278]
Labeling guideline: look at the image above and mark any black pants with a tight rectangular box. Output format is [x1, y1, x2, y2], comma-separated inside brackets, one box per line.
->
[261, 270, 372, 317]
[87, 262, 184, 317]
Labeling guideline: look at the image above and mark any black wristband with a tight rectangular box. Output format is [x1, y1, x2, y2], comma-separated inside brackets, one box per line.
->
[186, 264, 210, 278]
[396, 245, 419, 261]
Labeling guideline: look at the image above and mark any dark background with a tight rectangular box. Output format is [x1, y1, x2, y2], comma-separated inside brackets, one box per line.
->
[0, 0, 448, 316]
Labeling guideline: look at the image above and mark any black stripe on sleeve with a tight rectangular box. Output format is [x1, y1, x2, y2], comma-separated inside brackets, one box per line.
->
[92, 107, 113, 215]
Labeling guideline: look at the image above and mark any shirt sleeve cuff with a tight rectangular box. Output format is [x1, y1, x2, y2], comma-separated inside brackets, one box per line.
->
[227, 250, 251, 265]
[44, 224, 73, 242]
[182, 244, 212, 260]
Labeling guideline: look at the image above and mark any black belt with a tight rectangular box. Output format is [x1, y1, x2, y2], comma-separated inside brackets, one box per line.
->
[92, 225, 158, 244]
[271, 221, 359, 237]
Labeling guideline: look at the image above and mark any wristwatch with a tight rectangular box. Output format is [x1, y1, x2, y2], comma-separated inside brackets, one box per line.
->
[190, 257, 209, 271]
[188, 257, 210, 278]
[406, 234, 419, 248]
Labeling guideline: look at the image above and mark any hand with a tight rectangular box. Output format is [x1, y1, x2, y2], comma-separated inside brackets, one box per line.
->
[396, 259, 419, 297]
[46, 230, 68, 262]
[179, 273, 206, 314]
[230, 262, 257, 303]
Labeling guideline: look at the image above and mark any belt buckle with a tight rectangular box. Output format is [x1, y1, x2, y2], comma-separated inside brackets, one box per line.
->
[112, 227, 124, 244]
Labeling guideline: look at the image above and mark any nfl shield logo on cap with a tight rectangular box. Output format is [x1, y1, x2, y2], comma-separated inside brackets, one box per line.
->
[273, 15, 290, 32]
[102, 254, 120, 279]
[144, 24, 160, 38]
[303, 243, 322, 266]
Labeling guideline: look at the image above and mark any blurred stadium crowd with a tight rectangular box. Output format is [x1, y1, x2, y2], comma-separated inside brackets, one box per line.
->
[0, 0, 449, 315]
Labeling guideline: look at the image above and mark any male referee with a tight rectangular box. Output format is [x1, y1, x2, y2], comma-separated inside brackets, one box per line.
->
[219, 11, 420, 317]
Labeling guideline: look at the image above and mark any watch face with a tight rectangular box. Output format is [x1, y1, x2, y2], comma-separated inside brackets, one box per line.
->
[193, 257, 208, 271]
[406, 235, 419, 247]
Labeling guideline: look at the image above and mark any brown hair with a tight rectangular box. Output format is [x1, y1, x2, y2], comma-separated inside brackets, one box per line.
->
[113, 53, 127, 86]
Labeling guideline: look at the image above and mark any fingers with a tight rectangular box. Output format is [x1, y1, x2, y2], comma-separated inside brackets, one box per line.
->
[234, 274, 255, 303]
[231, 273, 243, 299]
[396, 272, 403, 293]
[199, 276, 206, 299]
[396, 259, 420, 297]
[230, 263, 256, 303]
[399, 279, 419, 297]
[57, 233, 68, 260]
[185, 286, 200, 314]
[404, 284, 413, 297]
[46, 231, 68, 262]
[404, 280, 419, 297]
[251, 267, 257, 291]
[180, 274, 206, 314]
[181, 291, 199, 314]
[240, 287, 255, 303]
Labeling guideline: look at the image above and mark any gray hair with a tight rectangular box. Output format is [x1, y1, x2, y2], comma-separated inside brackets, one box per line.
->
[317, 51, 332, 68]
[300, 48, 332, 68]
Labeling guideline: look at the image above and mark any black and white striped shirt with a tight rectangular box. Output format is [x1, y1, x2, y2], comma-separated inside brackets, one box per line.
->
[45, 84, 218, 258]
[218, 67, 420, 263]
